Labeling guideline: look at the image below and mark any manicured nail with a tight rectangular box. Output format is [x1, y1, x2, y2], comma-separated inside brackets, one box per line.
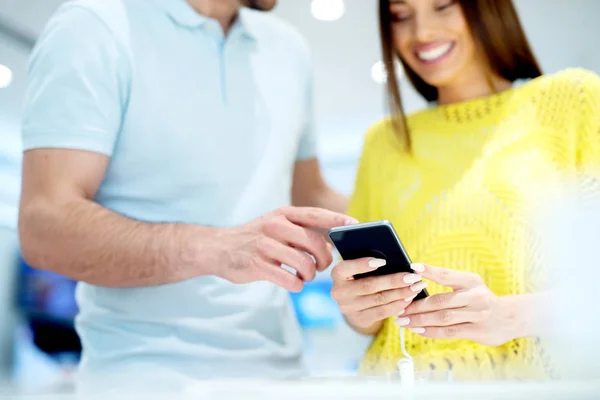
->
[394, 317, 410, 327]
[403, 274, 422, 284]
[411, 263, 425, 272]
[397, 309, 405, 316]
[368, 258, 386, 269]
[410, 281, 428, 292]
[344, 218, 359, 225]
[410, 328, 426, 334]
[404, 295, 417, 303]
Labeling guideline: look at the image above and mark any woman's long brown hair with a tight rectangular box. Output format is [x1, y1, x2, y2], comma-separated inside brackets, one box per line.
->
[379, 0, 543, 151]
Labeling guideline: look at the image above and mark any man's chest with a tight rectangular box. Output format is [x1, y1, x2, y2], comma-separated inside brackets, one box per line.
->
[114, 35, 308, 181]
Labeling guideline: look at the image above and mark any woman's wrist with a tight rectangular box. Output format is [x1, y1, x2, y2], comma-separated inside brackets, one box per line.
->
[345, 316, 384, 336]
[502, 293, 548, 340]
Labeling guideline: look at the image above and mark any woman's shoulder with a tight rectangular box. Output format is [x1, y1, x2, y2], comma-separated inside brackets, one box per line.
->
[362, 117, 400, 150]
[365, 109, 440, 139]
[363, 109, 443, 157]
[539, 67, 600, 86]
[357, 118, 414, 165]
[519, 68, 600, 103]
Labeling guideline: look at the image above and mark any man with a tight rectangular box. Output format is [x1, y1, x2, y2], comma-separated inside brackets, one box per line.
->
[18, 0, 351, 390]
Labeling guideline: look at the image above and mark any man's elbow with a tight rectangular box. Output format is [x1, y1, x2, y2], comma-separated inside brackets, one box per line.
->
[18, 201, 53, 270]
[291, 191, 312, 208]
[292, 181, 328, 208]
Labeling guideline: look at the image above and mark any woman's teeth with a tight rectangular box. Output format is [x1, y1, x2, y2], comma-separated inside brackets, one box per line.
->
[417, 43, 453, 62]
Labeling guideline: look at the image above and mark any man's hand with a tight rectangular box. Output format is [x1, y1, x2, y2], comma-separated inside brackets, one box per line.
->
[215, 207, 357, 292]
[395, 264, 524, 346]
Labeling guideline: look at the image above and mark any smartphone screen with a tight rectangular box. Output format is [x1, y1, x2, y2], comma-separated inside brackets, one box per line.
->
[329, 220, 428, 300]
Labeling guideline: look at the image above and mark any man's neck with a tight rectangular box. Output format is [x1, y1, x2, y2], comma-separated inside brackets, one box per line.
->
[186, 0, 241, 34]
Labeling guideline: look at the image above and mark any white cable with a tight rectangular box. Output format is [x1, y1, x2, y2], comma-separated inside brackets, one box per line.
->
[399, 327, 412, 361]
[397, 328, 415, 386]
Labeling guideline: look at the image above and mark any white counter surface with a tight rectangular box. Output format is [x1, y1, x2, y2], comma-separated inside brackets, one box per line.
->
[1, 379, 599, 399]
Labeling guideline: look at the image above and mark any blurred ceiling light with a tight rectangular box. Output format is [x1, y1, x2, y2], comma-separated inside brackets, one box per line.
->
[311, 0, 345, 21]
[0, 64, 13, 89]
[371, 60, 405, 84]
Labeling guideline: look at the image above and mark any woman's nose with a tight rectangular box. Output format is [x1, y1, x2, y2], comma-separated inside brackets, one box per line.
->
[412, 14, 437, 43]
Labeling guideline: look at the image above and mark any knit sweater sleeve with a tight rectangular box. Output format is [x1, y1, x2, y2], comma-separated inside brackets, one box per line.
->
[575, 69, 600, 176]
[360, 318, 551, 380]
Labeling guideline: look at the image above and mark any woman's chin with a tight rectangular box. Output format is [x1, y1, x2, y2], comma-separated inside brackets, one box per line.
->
[418, 71, 461, 91]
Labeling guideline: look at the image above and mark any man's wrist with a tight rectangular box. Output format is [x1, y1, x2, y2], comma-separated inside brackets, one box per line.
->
[184, 224, 223, 278]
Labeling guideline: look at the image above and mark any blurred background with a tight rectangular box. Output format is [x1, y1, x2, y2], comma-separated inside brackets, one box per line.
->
[1, 0, 600, 394]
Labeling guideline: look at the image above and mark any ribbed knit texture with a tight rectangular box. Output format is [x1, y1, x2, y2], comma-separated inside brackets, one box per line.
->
[348, 68, 600, 380]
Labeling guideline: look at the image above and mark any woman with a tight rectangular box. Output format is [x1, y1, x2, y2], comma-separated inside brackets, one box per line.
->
[330, 0, 600, 380]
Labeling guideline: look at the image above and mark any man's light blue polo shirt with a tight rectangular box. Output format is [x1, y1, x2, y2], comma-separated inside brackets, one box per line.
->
[22, 0, 317, 388]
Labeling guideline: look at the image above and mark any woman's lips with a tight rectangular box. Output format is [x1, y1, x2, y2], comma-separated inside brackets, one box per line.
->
[414, 42, 455, 65]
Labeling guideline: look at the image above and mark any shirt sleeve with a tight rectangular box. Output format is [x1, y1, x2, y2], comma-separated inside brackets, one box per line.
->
[21, 4, 130, 156]
[295, 52, 318, 161]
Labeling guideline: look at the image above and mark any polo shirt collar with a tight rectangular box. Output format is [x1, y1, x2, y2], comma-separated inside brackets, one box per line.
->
[150, 0, 257, 40]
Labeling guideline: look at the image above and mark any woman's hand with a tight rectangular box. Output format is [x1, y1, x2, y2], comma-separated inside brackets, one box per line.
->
[395, 263, 524, 346]
[330, 258, 428, 335]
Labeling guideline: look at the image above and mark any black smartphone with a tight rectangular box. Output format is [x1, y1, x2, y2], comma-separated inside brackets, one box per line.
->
[328, 220, 428, 300]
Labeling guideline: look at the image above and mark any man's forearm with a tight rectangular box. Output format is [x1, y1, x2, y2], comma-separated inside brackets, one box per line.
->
[316, 188, 348, 214]
[19, 197, 220, 288]
[294, 186, 348, 214]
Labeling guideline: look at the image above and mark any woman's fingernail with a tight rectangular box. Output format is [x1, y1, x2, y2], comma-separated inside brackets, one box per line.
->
[368, 258, 386, 269]
[404, 295, 417, 303]
[345, 218, 359, 225]
[397, 309, 405, 316]
[403, 274, 422, 284]
[410, 328, 426, 334]
[411, 263, 425, 272]
[410, 281, 428, 292]
[394, 317, 410, 327]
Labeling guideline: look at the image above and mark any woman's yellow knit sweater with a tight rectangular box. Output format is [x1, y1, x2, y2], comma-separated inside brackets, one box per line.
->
[348, 68, 600, 380]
